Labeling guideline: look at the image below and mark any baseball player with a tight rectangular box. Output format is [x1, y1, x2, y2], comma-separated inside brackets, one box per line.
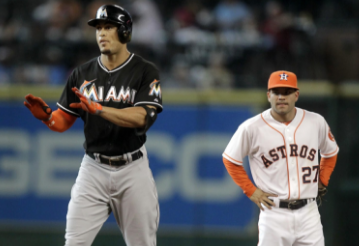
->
[24, 5, 162, 246]
[223, 71, 338, 246]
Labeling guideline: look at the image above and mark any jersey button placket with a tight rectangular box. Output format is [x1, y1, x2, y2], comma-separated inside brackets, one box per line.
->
[286, 128, 297, 199]
[287, 129, 295, 165]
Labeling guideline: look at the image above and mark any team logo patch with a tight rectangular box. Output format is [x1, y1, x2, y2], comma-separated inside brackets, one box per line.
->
[149, 79, 161, 98]
[279, 73, 288, 81]
[328, 128, 335, 141]
[80, 79, 97, 92]
[100, 8, 107, 18]
[80, 79, 99, 102]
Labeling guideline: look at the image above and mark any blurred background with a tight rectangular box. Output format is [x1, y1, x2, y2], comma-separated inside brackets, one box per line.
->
[0, 0, 358, 245]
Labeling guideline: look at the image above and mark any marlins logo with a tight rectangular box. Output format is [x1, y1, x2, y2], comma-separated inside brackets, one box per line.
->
[149, 79, 161, 98]
[99, 8, 107, 18]
[80, 79, 100, 102]
[279, 73, 288, 80]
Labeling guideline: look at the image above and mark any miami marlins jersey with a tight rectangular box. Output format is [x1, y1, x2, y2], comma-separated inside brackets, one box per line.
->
[57, 53, 162, 155]
[223, 107, 339, 200]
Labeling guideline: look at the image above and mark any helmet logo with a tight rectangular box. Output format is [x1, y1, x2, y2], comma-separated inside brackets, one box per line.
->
[279, 73, 288, 81]
[100, 8, 108, 17]
[118, 14, 125, 22]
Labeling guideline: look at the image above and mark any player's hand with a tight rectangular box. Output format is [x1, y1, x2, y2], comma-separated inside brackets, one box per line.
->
[318, 181, 326, 189]
[250, 188, 277, 211]
[24, 94, 52, 121]
[70, 87, 103, 115]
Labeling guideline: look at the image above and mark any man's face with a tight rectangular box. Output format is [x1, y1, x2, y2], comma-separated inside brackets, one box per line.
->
[96, 22, 122, 55]
[267, 87, 299, 116]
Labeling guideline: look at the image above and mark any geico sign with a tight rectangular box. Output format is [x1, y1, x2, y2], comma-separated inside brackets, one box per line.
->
[0, 130, 243, 202]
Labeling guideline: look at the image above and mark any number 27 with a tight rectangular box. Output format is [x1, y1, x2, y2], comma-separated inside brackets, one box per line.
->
[302, 165, 319, 184]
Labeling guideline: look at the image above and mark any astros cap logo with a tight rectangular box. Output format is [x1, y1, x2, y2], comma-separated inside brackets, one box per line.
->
[268, 70, 298, 90]
[279, 73, 288, 81]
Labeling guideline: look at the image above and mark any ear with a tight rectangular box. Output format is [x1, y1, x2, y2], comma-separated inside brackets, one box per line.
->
[295, 90, 300, 102]
[267, 90, 271, 102]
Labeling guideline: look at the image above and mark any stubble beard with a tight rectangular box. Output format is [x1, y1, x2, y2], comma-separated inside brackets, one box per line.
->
[101, 49, 112, 55]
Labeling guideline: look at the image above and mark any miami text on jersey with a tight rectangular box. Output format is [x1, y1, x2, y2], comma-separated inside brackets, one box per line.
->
[80, 81, 137, 104]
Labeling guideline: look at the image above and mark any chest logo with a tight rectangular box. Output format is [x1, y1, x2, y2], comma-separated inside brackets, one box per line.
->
[80, 79, 97, 91]
[149, 79, 161, 98]
[261, 144, 317, 168]
[279, 73, 288, 80]
[80, 79, 137, 104]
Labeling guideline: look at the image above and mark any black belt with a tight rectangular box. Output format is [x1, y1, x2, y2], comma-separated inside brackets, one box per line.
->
[87, 150, 143, 166]
[279, 198, 315, 210]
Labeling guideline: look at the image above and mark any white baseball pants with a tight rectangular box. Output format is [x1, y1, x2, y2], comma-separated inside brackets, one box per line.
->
[258, 198, 324, 246]
[64, 146, 159, 246]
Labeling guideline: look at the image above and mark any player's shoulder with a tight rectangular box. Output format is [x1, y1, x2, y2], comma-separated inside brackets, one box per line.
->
[300, 108, 326, 122]
[237, 112, 264, 131]
[131, 54, 159, 72]
[73, 57, 99, 74]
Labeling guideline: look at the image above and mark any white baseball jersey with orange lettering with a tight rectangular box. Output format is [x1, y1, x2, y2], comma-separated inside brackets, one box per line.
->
[223, 107, 339, 200]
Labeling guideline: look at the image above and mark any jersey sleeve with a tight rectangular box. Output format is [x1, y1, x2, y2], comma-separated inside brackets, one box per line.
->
[57, 69, 81, 117]
[133, 63, 163, 113]
[222, 123, 251, 165]
[318, 116, 339, 158]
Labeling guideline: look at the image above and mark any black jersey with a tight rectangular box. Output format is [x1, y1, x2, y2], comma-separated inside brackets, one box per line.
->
[57, 54, 163, 155]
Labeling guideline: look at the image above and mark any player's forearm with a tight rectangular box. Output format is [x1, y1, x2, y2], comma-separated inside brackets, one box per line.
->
[99, 106, 147, 128]
[223, 157, 257, 197]
[42, 109, 77, 132]
[319, 154, 337, 186]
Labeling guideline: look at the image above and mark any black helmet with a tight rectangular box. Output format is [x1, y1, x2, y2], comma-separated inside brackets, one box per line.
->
[88, 5, 132, 44]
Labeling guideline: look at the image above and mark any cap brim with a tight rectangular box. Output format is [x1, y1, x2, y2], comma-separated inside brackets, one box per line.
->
[268, 84, 299, 90]
[88, 19, 99, 27]
[87, 18, 120, 27]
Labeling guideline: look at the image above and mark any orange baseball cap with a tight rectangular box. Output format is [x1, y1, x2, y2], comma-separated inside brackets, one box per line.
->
[268, 71, 298, 90]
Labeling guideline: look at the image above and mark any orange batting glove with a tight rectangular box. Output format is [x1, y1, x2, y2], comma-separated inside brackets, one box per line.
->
[70, 87, 103, 115]
[24, 94, 53, 121]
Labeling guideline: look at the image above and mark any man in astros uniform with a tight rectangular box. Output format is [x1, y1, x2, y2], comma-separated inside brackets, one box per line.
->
[223, 70, 338, 246]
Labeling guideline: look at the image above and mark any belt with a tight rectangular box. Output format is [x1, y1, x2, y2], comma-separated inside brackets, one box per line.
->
[279, 198, 315, 210]
[87, 150, 143, 166]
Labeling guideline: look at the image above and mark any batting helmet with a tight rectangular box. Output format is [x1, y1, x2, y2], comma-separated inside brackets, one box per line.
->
[88, 5, 133, 44]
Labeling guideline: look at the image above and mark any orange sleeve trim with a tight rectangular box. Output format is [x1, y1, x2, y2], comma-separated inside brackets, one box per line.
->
[42, 108, 77, 132]
[319, 154, 337, 186]
[321, 146, 339, 157]
[223, 157, 256, 198]
[223, 153, 243, 164]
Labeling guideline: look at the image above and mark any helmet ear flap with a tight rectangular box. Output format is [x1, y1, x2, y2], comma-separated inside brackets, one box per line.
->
[117, 24, 131, 44]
